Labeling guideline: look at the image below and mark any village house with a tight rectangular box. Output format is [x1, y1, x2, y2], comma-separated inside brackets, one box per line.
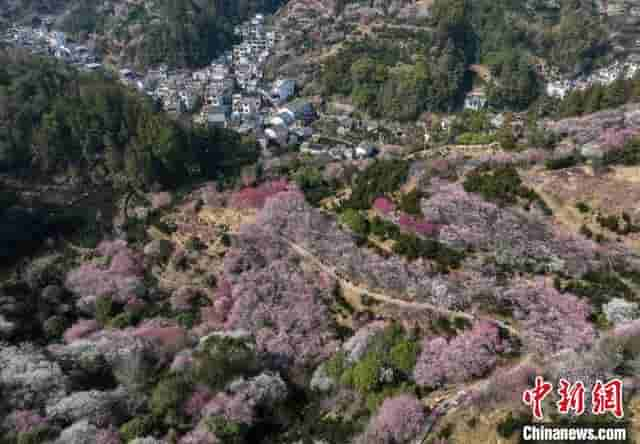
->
[271, 79, 296, 104]
[464, 89, 488, 111]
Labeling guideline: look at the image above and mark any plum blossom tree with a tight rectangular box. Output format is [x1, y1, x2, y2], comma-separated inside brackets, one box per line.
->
[63, 319, 100, 343]
[501, 279, 595, 353]
[398, 214, 439, 237]
[600, 128, 639, 151]
[473, 362, 538, 408]
[195, 226, 338, 369]
[228, 179, 292, 209]
[413, 321, 507, 388]
[131, 319, 190, 357]
[359, 394, 426, 444]
[12, 410, 48, 434]
[184, 386, 214, 419]
[373, 197, 396, 215]
[95, 427, 122, 444]
[65, 240, 146, 309]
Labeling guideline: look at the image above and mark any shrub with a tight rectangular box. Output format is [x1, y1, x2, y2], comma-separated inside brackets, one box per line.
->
[463, 166, 525, 206]
[193, 335, 258, 390]
[389, 340, 419, 373]
[576, 201, 591, 213]
[206, 417, 249, 444]
[597, 214, 620, 232]
[119, 416, 154, 442]
[325, 351, 348, 380]
[107, 312, 137, 329]
[580, 224, 593, 239]
[392, 233, 464, 269]
[43, 316, 67, 340]
[95, 295, 114, 326]
[342, 351, 383, 393]
[545, 153, 582, 170]
[558, 270, 634, 312]
[398, 189, 423, 216]
[370, 216, 399, 239]
[456, 132, 496, 145]
[150, 376, 190, 426]
[16, 427, 51, 444]
[340, 209, 370, 236]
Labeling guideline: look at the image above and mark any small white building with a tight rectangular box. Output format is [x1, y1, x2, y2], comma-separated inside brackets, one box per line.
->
[271, 79, 296, 103]
[463, 90, 488, 111]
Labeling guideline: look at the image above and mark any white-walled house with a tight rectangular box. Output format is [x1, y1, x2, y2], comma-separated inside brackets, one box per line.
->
[271, 79, 296, 103]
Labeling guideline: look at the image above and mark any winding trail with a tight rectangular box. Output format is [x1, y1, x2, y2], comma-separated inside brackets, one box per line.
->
[282, 236, 522, 339]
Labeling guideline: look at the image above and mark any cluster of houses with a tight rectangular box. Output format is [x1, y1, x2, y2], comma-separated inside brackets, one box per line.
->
[545, 59, 640, 98]
[1, 24, 101, 70]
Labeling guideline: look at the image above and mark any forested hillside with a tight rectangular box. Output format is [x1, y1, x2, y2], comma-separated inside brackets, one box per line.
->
[0, 48, 257, 187]
[3, 0, 286, 68]
[303, 0, 611, 116]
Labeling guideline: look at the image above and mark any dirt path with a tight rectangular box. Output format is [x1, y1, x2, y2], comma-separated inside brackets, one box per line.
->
[283, 237, 522, 340]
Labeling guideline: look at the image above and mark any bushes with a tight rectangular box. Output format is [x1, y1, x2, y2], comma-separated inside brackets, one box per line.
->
[370, 216, 400, 239]
[398, 189, 423, 216]
[333, 324, 420, 407]
[392, 233, 464, 269]
[463, 165, 550, 214]
[456, 132, 496, 145]
[95, 296, 114, 326]
[389, 341, 420, 373]
[150, 376, 190, 426]
[545, 153, 583, 170]
[119, 416, 155, 442]
[193, 335, 259, 391]
[596, 212, 640, 236]
[340, 209, 370, 236]
[576, 201, 591, 213]
[16, 427, 52, 444]
[556, 270, 635, 313]
[462, 166, 524, 206]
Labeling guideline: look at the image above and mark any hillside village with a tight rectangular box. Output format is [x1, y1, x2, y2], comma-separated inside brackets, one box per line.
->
[3, 2, 640, 162]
